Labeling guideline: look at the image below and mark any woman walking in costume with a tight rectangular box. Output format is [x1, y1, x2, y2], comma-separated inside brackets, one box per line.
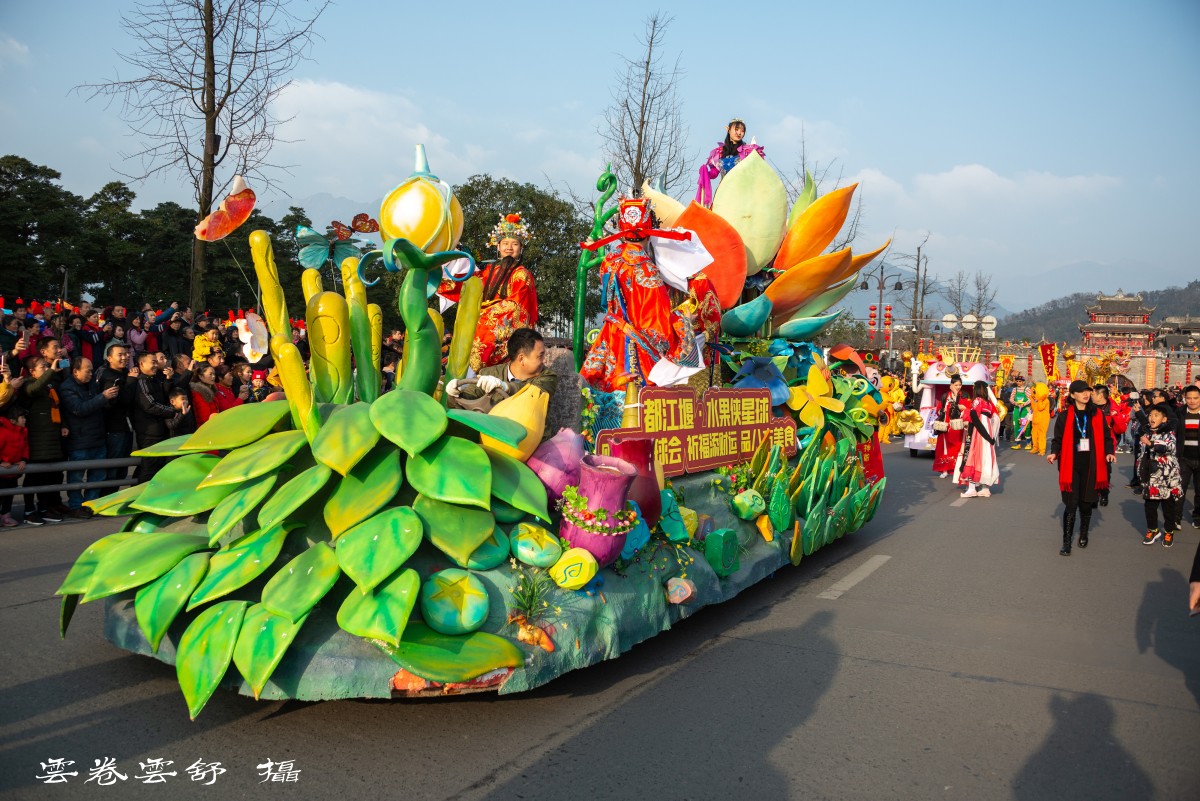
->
[956, 380, 1000, 498]
[932, 375, 969, 477]
[1048, 380, 1116, 556]
[695, 118, 765, 206]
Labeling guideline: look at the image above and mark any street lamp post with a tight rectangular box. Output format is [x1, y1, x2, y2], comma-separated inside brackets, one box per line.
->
[860, 262, 904, 357]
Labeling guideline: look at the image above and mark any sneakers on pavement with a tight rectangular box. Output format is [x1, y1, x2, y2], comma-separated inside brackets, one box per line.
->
[1192, 519, 1200, 529]
[0, 513, 18, 527]
[39, 509, 63, 523]
[939, 472, 950, 478]
[1143, 529, 1161, 545]
[977, 487, 991, 497]
[960, 487, 979, 498]
[1163, 530, 1174, 548]
[23, 512, 45, 526]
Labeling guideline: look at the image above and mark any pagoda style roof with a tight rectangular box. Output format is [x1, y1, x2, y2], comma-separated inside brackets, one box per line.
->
[1080, 322, 1156, 332]
[1084, 289, 1155, 316]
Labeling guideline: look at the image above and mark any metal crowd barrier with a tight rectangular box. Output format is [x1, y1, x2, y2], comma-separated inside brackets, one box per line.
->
[0, 458, 141, 497]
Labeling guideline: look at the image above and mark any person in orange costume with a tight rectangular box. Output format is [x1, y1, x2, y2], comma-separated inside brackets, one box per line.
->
[579, 197, 702, 393]
[438, 213, 538, 371]
[1030, 381, 1052, 455]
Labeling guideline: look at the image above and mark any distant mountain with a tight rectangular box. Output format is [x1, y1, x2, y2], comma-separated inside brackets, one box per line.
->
[998, 280, 1200, 344]
[995, 259, 1153, 311]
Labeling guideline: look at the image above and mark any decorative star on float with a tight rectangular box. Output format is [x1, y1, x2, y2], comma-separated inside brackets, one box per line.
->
[787, 364, 846, 430]
[429, 573, 488, 606]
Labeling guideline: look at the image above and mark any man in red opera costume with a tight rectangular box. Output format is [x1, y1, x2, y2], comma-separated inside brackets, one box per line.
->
[578, 197, 705, 393]
[438, 213, 538, 371]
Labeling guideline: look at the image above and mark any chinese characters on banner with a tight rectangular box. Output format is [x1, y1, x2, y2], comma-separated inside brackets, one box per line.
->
[35, 757, 279, 785]
[595, 387, 797, 477]
[1038, 342, 1059, 383]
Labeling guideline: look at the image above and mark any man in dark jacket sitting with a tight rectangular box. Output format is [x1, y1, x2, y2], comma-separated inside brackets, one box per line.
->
[59, 357, 119, 516]
[132, 352, 181, 482]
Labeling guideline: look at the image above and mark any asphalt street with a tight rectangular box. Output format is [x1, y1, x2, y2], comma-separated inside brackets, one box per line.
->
[1, 442, 1197, 800]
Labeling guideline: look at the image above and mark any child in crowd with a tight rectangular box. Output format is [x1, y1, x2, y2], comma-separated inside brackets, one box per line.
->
[0, 405, 29, 527]
[1140, 404, 1182, 547]
[166, 387, 196, 437]
[248, 370, 271, 402]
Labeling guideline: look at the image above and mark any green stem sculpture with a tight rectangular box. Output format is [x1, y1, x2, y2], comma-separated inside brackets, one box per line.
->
[360, 238, 475, 396]
[573, 165, 618, 371]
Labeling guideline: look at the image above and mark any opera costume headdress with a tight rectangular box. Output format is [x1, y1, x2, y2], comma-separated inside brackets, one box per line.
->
[488, 213, 533, 248]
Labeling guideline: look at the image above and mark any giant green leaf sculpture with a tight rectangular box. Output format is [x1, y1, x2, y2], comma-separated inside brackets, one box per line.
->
[135, 552, 212, 652]
[177, 600, 248, 719]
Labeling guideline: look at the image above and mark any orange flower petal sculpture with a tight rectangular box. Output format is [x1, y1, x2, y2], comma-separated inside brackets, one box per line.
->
[764, 248, 853, 322]
[775, 183, 857, 270]
[850, 239, 891, 274]
[674, 201, 748, 310]
[194, 176, 256, 242]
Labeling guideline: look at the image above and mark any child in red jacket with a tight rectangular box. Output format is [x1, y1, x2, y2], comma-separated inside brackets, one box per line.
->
[0, 405, 30, 527]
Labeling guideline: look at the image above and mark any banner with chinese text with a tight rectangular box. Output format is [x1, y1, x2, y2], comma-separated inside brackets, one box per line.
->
[1038, 343, 1059, 383]
[595, 386, 798, 477]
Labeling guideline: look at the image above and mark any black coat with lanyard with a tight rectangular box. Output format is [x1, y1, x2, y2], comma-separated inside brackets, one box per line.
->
[1051, 402, 1113, 505]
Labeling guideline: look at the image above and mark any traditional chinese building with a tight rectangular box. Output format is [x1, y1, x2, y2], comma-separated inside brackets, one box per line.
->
[1155, 314, 1200, 353]
[1079, 290, 1156, 351]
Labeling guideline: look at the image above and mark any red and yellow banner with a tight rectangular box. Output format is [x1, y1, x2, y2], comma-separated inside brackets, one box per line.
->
[995, 354, 1015, 389]
[596, 386, 797, 477]
[1039, 343, 1059, 383]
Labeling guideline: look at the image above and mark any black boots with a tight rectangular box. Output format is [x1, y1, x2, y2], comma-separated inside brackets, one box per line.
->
[1078, 511, 1091, 548]
[1061, 511, 1075, 556]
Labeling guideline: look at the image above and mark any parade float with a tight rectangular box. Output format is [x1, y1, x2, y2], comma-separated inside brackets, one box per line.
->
[57, 143, 891, 717]
[900, 346, 995, 456]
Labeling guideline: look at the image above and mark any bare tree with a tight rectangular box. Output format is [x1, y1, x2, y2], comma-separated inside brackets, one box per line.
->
[78, 0, 327, 310]
[894, 235, 938, 352]
[942, 270, 971, 319]
[971, 271, 998, 319]
[782, 128, 862, 251]
[599, 14, 689, 194]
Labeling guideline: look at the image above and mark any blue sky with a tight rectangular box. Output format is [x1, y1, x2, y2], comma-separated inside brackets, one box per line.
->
[1, 0, 1197, 311]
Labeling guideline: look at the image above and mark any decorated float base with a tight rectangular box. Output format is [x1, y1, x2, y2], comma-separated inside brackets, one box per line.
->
[100, 470, 865, 700]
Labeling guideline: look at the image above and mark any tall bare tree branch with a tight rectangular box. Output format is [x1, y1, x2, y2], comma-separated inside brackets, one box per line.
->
[77, 0, 327, 309]
[599, 14, 689, 194]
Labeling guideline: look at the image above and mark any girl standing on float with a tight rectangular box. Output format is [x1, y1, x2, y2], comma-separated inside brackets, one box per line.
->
[932, 375, 970, 477]
[695, 118, 765, 206]
[956, 380, 1000, 497]
[1048, 380, 1116, 556]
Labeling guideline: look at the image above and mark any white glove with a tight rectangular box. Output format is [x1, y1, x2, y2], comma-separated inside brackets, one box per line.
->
[476, 375, 505, 394]
[445, 379, 462, 398]
[893, 401, 904, 411]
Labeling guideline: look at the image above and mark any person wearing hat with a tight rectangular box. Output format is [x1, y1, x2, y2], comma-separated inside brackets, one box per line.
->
[437, 213, 538, 372]
[247, 369, 271, 402]
[1048, 380, 1117, 555]
[1008, 376, 1032, 449]
[577, 196, 704, 393]
[695, 118, 766, 206]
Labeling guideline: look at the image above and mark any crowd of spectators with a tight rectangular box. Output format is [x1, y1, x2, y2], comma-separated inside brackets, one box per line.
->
[0, 298, 297, 527]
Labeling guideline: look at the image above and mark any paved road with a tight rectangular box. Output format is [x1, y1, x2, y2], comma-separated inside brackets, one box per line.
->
[2, 443, 1197, 800]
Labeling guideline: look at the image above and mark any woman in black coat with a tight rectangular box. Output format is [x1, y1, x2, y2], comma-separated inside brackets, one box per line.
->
[1048, 380, 1116, 555]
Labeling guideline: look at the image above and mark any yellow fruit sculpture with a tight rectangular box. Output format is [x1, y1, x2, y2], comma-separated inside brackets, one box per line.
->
[378, 144, 464, 253]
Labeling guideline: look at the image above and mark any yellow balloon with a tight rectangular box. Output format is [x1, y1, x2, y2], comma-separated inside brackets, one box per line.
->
[379, 144, 463, 254]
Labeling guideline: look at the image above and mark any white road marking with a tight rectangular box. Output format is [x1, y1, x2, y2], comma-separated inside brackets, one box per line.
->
[950, 497, 971, 507]
[1002, 462, 1016, 472]
[817, 555, 892, 600]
